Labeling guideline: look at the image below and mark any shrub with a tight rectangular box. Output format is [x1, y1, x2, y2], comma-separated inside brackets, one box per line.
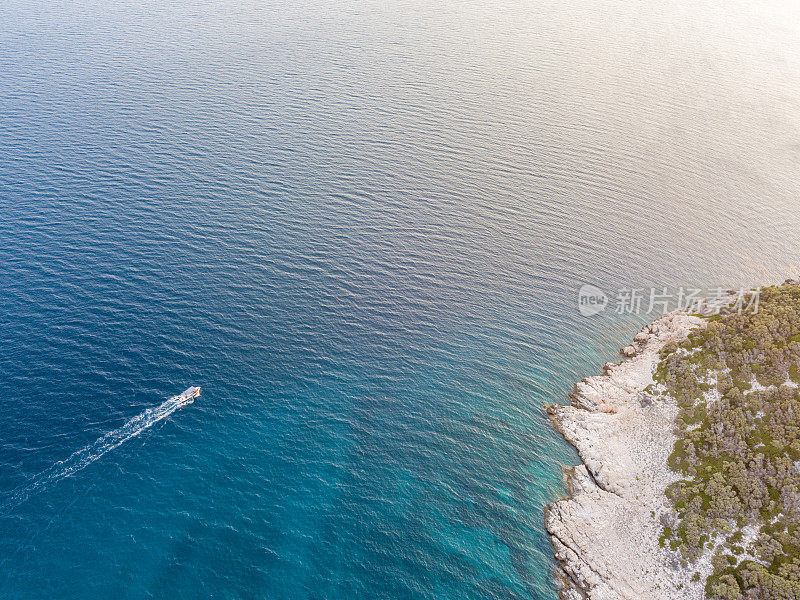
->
[659, 284, 800, 599]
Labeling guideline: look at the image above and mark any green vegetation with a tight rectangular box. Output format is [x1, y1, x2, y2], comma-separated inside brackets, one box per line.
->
[658, 284, 800, 599]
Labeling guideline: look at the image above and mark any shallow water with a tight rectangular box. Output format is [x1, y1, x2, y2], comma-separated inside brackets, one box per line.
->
[1, 0, 800, 598]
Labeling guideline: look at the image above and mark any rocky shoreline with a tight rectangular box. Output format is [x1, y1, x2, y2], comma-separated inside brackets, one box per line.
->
[544, 306, 728, 600]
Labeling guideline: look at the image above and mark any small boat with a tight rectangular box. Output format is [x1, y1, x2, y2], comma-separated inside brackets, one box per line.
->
[176, 386, 201, 406]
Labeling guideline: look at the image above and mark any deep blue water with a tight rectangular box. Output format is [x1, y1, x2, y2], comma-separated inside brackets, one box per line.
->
[2, 1, 800, 598]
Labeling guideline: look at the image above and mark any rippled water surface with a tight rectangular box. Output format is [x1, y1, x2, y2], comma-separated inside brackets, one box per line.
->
[2, 1, 800, 598]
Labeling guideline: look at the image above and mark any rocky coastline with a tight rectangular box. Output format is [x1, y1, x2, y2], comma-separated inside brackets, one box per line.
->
[544, 304, 729, 599]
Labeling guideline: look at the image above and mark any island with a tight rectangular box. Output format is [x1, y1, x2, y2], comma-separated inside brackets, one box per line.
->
[546, 282, 800, 600]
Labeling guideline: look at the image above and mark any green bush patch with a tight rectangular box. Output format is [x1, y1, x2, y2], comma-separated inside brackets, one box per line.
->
[659, 284, 800, 599]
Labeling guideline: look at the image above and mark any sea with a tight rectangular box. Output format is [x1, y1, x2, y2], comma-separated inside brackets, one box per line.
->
[1, 0, 800, 598]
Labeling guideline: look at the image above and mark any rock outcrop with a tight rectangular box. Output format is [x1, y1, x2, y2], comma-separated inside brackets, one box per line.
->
[545, 309, 718, 600]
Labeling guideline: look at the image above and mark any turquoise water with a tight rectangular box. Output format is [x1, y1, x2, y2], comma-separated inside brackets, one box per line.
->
[2, 0, 800, 598]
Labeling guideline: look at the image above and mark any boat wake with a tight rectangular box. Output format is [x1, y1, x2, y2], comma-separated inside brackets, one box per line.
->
[2, 390, 196, 512]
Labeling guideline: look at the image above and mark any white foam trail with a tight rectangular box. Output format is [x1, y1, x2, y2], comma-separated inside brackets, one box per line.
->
[3, 393, 192, 511]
